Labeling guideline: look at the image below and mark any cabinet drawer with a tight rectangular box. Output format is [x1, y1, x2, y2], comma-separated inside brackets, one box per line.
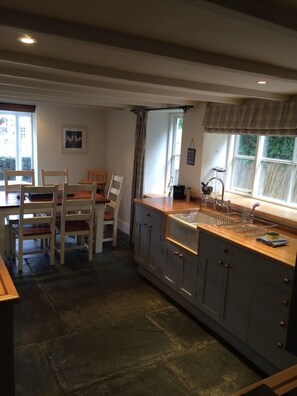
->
[254, 279, 291, 314]
[136, 206, 163, 229]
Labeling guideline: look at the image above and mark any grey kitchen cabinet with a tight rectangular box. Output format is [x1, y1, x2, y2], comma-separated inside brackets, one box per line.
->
[162, 241, 198, 303]
[247, 257, 297, 370]
[197, 231, 253, 342]
[134, 204, 164, 276]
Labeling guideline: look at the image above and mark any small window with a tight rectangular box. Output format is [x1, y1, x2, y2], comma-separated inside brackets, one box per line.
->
[228, 134, 297, 207]
[168, 115, 183, 185]
[0, 111, 34, 181]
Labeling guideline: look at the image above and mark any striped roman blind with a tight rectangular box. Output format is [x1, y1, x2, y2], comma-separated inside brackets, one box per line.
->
[203, 100, 297, 135]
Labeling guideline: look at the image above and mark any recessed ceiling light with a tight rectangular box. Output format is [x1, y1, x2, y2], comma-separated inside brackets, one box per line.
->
[257, 80, 268, 85]
[18, 35, 37, 45]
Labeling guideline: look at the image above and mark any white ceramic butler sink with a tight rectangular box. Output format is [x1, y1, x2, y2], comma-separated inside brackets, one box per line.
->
[166, 211, 215, 254]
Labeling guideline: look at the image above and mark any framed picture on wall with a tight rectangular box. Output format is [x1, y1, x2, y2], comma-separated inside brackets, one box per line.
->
[61, 126, 87, 153]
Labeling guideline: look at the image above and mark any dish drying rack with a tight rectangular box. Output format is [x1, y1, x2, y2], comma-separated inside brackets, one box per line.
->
[212, 210, 277, 238]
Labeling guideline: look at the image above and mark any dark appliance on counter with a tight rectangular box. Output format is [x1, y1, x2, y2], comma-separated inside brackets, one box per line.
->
[173, 185, 185, 200]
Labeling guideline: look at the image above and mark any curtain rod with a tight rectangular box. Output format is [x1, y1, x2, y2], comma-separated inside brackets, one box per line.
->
[131, 105, 193, 114]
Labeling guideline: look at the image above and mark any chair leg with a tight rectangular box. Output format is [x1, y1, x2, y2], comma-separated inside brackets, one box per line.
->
[50, 235, 55, 266]
[112, 220, 118, 248]
[18, 239, 23, 272]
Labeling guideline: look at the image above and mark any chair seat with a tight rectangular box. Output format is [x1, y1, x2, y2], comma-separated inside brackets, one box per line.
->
[104, 211, 114, 221]
[56, 219, 90, 232]
[12, 223, 52, 236]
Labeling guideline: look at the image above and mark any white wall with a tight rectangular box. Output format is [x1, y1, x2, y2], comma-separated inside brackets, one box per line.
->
[36, 104, 107, 184]
[179, 103, 206, 193]
[105, 109, 136, 234]
[179, 103, 229, 196]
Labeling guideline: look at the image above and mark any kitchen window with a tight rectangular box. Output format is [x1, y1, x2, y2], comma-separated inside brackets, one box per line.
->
[167, 114, 183, 186]
[0, 111, 34, 182]
[228, 134, 297, 207]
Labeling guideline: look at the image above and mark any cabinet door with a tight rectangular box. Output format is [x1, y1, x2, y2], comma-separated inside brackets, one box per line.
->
[134, 220, 149, 266]
[220, 254, 252, 341]
[197, 231, 253, 341]
[134, 204, 163, 276]
[163, 242, 198, 303]
[248, 277, 297, 370]
[162, 244, 180, 289]
[177, 248, 198, 303]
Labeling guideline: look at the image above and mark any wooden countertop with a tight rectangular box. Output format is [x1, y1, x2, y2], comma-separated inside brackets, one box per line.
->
[232, 364, 297, 395]
[134, 197, 297, 268]
[0, 255, 19, 305]
[134, 197, 201, 214]
[198, 223, 297, 268]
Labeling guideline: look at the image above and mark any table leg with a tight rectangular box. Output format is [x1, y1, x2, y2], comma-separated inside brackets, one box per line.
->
[94, 204, 104, 253]
[0, 211, 5, 258]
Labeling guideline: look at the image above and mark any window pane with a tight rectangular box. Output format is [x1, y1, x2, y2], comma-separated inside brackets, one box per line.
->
[291, 171, 297, 204]
[236, 135, 257, 156]
[263, 136, 294, 160]
[0, 112, 33, 181]
[232, 158, 254, 191]
[259, 162, 291, 201]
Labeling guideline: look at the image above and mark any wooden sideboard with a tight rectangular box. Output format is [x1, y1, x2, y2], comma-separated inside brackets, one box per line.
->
[0, 256, 19, 396]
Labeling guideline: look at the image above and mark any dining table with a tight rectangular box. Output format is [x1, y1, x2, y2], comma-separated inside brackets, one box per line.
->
[0, 190, 110, 259]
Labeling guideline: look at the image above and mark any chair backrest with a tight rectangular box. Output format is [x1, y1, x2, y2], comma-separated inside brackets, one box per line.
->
[4, 169, 35, 192]
[18, 184, 58, 231]
[87, 170, 107, 184]
[60, 182, 97, 232]
[41, 169, 69, 189]
[105, 173, 124, 217]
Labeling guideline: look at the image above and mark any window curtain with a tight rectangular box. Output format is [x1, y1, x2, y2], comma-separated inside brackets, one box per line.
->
[130, 107, 148, 243]
[203, 100, 297, 135]
[0, 102, 36, 112]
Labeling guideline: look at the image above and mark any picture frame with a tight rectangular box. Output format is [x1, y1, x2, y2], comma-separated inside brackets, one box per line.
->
[61, 126, 87, 153]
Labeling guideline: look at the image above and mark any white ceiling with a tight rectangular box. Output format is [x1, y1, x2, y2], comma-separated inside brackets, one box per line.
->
[0, 0, 297, 110]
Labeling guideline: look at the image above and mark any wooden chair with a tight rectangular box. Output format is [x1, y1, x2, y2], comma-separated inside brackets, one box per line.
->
[11, 184, 58, 272]
[103, 173, 124, 247]
[79, 170, 107, 193]
[41, 169, 69, 189]
[55, 182, 97, 265]
[4, 169, 35, 257]
[4, 169, 35, 192]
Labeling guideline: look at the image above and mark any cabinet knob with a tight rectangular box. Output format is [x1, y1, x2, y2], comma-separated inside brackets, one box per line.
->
[283, 277, 290, 284]
[279, 321, 286, 327]
[174, 251, 179, 255]
[146, 213, 150, 217]
[282, 299, 289, 306]
[179, 254, 183, 258]
[224, 263, 230, 268]
[222, 248, 229, 253]
[218, 260, 224, 265]
[277, 342, 284, 349]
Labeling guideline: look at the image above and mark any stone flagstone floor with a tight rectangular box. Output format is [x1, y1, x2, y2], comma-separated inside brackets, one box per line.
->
[7, 232, 264, 395]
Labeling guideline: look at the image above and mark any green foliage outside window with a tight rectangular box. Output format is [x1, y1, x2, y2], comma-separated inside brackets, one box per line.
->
[263, 136, 294, 160]
[237, 135, 257, 156]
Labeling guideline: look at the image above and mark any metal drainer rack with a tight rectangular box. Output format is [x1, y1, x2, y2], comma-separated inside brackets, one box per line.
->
[212, 212, 277, 238]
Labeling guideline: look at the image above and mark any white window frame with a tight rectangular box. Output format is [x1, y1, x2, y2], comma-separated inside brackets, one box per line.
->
[227, 134, 297, 208]
[0, 111, 34, 181]
[165, 113, 183, 189]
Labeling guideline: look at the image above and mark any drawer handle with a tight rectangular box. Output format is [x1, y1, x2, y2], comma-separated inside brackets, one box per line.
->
[283, 277, 290, 284]
[282, 299, 289, 306]
[277, 342, 284, 349]
[279, 321, 286, 327]
[222, 248, 229, 253]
